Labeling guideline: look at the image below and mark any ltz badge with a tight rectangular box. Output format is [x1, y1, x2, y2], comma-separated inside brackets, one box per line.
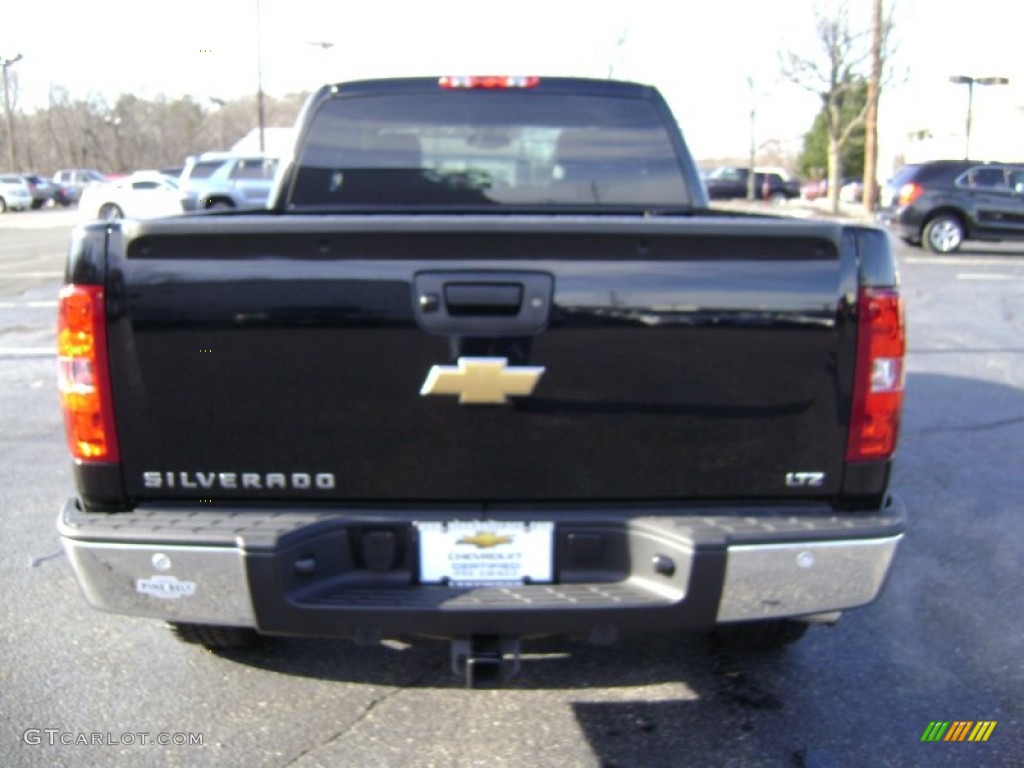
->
[419, 357, 545, 405]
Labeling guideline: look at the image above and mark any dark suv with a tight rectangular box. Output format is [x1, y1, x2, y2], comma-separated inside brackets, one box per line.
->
[876, 160, 1024, 253]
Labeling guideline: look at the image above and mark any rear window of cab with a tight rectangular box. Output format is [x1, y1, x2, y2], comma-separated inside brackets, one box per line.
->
[289, 91, 691, 210]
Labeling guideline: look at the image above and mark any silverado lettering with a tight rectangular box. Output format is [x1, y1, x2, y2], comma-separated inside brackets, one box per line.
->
[57, 76, 906, 687]
[141, 471, 337, 491]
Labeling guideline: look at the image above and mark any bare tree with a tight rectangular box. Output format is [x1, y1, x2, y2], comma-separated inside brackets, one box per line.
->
[2, 61, 21, 170]
[37, 88, 112, 171]
[782, 3, 894, 214]
[18, 87, 306, 175]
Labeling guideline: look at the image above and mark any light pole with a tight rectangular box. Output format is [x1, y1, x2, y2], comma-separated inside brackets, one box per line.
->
[746, 77, 757, 201]
[209, 97, 227, 150]
[104, 114, 123, 172]
[949, 75, 1009, 159]
[606, 29, 628, 79]
[307, 41, 335, 86]
[255, 0, 266, 153]
[2, 53, 23, 171]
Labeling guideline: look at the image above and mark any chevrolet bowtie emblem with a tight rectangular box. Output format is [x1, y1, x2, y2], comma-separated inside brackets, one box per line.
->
[457, 532, 513, 549]
[420, 357, 545, 405]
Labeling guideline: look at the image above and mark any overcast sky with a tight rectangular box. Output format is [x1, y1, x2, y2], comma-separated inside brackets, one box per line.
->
[2, 0, 1020, 161]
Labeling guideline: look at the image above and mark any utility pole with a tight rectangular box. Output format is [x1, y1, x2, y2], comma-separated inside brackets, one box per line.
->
[2, 53, 23, 171]
[862, 0, 882, 213]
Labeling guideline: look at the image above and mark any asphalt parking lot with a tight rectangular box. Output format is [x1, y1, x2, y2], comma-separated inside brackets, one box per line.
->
[0, 208, 1020, 767]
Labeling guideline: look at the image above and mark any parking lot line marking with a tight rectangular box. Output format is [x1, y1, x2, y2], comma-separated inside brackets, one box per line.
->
[956, 273, 1019, 281]
[1, 272, 64, 279]
[0, 347, 55, 357]
[0, 300, 59, 308]
[904, 256, 1024, 267]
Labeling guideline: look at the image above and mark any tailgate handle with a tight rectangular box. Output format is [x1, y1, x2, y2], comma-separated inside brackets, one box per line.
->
[413, 271, 553, 336]
[444, 283, 522, 316]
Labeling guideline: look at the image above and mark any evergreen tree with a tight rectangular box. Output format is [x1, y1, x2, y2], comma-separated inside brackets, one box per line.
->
[799, 78, 867, 181]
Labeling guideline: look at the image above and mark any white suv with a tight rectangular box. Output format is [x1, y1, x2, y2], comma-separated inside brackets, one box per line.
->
[178, 154, 279, 211]
[0, 174, 33, 212]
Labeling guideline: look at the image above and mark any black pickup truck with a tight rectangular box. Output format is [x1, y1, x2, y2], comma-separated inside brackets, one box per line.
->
[703, 166, 802, 203]
[57, 77, 905, 686]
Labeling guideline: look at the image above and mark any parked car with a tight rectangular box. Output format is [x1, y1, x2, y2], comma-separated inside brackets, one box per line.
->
[0, 174, 33, 212]
[77, 171, 185, 221]
[876, 160, 1024, 253]
[801, 179, 823, 200]
[800, 178, 827, 200]
[838, 178, 882, 204]
[704, 166, 800, 203]
[52, 183, 76, 207]
[178, 153, 279, 211]
[801, 176, 864, 202]
[20, 174, 58, 208]
[53, 168, 109, 203]
[839, 178, 865, 203]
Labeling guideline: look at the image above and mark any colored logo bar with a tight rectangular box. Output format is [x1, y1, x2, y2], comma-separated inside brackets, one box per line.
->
[921, 721, 997, 742]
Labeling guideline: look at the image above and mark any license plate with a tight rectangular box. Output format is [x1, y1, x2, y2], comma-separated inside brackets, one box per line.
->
[416, 520, 554, 586]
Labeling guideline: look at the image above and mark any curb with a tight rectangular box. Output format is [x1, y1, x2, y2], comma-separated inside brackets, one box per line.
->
[711, 199, 875, 223]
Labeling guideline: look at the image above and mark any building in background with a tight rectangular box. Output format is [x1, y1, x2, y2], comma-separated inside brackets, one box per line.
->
[879, 78, 1024, 179]
[230, 127, 295, 157]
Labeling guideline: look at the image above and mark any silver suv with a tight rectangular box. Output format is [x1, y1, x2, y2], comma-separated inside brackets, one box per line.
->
[179, 154, 279, 211]
[52, 169, 108, 203]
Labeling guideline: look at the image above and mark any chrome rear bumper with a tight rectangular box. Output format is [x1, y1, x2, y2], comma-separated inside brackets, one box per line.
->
[60, 498, 904, 636]
[63, 540, 255, 627]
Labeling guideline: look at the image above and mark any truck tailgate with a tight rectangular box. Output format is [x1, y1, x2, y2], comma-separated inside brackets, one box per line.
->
[106, 215, 855, 503]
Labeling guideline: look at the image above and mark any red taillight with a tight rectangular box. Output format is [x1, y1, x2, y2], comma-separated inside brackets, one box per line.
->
[846, 288, 905, 462]
[439, 76, 540, 89]
[57, 285, 119, 462]
[897, 182, 923, 207]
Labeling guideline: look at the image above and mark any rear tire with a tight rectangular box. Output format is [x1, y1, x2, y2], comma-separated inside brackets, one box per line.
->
[168, 622, 263, 650]
[712, 620, 809, 651]
[0, 197, 7, 213]
[922, 214, 964, 254]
